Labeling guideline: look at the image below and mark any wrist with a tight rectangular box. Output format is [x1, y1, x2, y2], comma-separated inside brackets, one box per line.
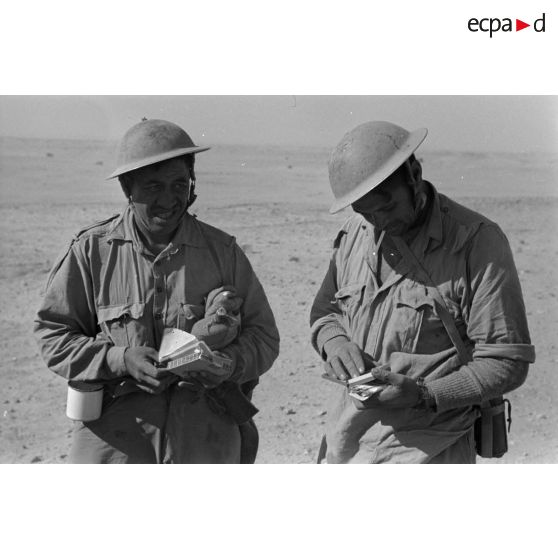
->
[107, 346, 129, 377]
[324, 335, 350, 357]
[413, 377, 437, 411]
[214, 348, 241, 382]
[317, 326, 349, 358]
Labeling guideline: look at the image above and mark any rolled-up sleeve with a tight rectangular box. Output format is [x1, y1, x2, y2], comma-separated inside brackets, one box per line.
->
[428, 224, 535, 411]
[219, 243, 280, 383]
[33, 242, 127, 383]
[465, 224, 533, 352]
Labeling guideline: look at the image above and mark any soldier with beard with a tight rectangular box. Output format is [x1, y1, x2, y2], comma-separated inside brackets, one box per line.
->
[34, 119, 279, 464]
[310, 121, 535, 463]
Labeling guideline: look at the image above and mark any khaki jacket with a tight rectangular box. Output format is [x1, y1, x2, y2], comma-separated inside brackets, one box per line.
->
[34, 206, 280, 390]
[310, 186, 534, 463]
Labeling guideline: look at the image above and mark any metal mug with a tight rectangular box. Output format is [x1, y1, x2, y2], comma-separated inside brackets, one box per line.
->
[66, 381, 104, 422]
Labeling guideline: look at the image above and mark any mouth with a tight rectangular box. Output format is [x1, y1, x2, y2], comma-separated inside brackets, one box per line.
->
[363, 215, 402, 234]
[152, 207, 179, 221]
[382, 220, 404, 233]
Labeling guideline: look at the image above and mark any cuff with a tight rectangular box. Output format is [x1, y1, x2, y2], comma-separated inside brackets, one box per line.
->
[426, 371, 483, 413]
[473, 343, 536, 363]
[314, 323, 350, 359]
[106, 346, 128, 377]
[215, 347, 246, 383]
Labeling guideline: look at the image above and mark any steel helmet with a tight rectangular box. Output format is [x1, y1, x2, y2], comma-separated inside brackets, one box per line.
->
[107, 119, 210, 179]
[328, 121, 428, 214]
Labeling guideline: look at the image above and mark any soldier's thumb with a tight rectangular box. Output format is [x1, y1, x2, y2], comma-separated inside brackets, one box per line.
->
[143, 347, 159, 361]
[372, 365, 395, 384]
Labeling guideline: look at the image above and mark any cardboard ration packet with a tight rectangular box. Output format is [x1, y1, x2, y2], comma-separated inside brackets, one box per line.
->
[321, 369, 386, 401]
[347, 370, 385, 401]
[157, 328, 233, 379]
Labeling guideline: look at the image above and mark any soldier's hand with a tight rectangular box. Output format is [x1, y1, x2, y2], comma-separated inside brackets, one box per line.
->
[323, 337, 374, 381]
[189, 351, 235, 389]
[124, 347, 175, 394]
[205, 287, 243, 317]
[362, 368, 421, 408]
[191, 288, 243, 350]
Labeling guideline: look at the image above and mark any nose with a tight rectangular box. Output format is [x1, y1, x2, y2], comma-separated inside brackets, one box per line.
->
[158, 185, 179, 209]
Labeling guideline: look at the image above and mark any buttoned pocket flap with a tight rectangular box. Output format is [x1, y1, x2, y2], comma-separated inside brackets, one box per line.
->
[334, 284, 364, 301]
[395, 291, 433, 310]
[97, 302, 145, 324]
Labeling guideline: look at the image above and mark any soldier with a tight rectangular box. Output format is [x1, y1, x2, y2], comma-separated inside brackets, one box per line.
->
[34, 119, 279, 464]
[310, 121, 535, 463]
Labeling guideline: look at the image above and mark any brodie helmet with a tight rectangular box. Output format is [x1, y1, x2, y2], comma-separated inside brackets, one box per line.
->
[328, 121, 428, 214]
[107, 118, 210, 179]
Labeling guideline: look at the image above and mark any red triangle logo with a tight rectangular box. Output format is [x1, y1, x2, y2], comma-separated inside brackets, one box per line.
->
[516, 19, 530, 31]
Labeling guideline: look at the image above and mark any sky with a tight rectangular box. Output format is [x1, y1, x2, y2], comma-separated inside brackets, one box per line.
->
[1, 95, 556, 153]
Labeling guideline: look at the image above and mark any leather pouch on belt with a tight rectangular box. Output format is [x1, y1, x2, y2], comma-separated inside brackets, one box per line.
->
[474, 397, 511, 458]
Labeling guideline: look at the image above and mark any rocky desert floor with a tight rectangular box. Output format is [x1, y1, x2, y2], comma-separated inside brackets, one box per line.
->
[1, 137, 557, 464]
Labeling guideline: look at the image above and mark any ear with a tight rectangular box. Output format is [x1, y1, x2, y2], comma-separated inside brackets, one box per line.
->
[409, 157, 422, 184]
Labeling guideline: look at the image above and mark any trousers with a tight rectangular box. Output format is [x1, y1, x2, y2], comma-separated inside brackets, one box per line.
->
[69, 384, 241, 464]
[318, 428, 476, 464]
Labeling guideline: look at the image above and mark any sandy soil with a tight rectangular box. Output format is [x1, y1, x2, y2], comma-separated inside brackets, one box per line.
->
[1, 137, 557, 464]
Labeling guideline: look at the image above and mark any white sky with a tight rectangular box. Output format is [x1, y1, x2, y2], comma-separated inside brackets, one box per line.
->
[1, 95, 556, 152]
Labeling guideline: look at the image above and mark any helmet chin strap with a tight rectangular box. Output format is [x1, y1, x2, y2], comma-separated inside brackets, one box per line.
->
[185, 159, 197, 210]
[414, 188, 427, 215]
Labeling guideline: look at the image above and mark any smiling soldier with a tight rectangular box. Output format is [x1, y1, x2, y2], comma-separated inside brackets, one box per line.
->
[34, 119, 279, 464]
[310, 121, 535, 464]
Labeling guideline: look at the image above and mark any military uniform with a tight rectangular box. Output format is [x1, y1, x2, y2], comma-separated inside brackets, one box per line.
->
[310, 185, 535, 463]
[34, 206, 279, 463]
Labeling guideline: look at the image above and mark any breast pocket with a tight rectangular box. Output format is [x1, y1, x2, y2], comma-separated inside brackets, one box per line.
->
[394, 290, 456, 354]
[393, 291, 435, 353]
[97, 302, 146, 347]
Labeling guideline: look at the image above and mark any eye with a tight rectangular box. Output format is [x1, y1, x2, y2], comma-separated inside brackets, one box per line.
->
[373, 187, 391, 204]
[143, 183, 160, 193]
[172, 181, 190, 193]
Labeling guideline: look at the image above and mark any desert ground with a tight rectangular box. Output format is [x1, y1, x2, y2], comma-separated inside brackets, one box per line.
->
[1, 136, 557, 464]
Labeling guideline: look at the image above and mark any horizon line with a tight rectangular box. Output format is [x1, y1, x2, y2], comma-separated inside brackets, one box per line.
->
[2, 134, 557, 156]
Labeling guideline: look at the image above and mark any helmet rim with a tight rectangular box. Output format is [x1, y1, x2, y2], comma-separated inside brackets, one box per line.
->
[328, 122, 428, 214]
